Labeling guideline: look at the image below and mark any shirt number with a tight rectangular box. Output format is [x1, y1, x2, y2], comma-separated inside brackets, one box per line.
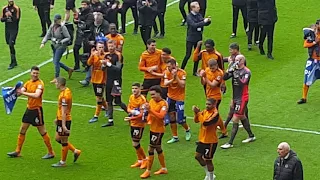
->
[97, 88, 102, 93]
[205, 149, 210, 155]
[235, 105, 241, 111]
[151, 135, 158, 142]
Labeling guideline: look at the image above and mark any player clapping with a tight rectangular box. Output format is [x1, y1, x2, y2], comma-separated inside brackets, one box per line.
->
[124, 83, 148, 169]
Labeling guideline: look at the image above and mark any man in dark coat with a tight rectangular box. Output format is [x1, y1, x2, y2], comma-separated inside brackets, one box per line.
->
[247, 0, 259, 50]
[257, 0, 277, 59]
[274, 142, 303, 180]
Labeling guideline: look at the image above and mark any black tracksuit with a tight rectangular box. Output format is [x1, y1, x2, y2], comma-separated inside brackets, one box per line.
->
[181, 12, 210, 74]
[103, 0, 120, 29]
[257, 0, 277, 55]
[137, 0, 158, 46]
[120, 0, 139, 33]
[153, 0, 167, 36]
[247, 0, 259, 45]
[232, 0, 248, 35]
[73, 7, 94, 70]
[33, 0, 54, 35]
[1, 3, 21, 67]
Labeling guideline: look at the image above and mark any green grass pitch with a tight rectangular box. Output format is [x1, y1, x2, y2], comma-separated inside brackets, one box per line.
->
[1, 0, 320, 179]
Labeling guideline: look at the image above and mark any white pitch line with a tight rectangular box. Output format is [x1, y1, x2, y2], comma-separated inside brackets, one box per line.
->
[0, 0, 180, 86]
[7, 96, 320, 135]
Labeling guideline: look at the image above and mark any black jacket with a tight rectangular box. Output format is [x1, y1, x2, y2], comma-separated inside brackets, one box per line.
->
[123, 0, 137, 4]
[33, 0, 54, 6]
[137, 0, 158, 26]
[186, 12, 210, 43]
[155, 0, 167, 13]
[257, 0, 277, 25]
[1, 4, 21, 30]
[89, 20, 110, 41]
[274, 150, 304, 180]
[91, 1, 108, 16]
[74, 7, 94, 43]
[103, 0, 120, 23]
[232, 0, 246, 6]
[247, 0, 258, 23]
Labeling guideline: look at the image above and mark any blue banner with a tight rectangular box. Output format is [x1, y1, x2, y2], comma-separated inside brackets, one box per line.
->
[2, 81, 23, 115]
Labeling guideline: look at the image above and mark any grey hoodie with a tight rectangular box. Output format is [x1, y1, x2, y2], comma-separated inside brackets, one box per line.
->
[41, 24, 70, 49]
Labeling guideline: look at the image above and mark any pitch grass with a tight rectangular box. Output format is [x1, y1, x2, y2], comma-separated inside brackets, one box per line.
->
[1, 0, 320, 180]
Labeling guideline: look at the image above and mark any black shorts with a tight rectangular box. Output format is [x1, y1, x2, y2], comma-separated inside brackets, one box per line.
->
[196, 142, 218, 160]
[131, 126, 144, 142]
[56, 120, 72, 136]
[141, 79, 161, 94]
[233, 99, 248, 117]
[22, 107, 44, 126]
[5, 29, 18, 46]
[93, 83, 105, 97]
[161, 87, 168, 99]
[149, 131, 164, 146]
[168, 98, 176, 113]
[65, 0, 76, 10]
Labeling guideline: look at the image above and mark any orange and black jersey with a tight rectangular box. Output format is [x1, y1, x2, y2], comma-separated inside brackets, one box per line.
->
[104, 51, 123, 85]
[148, 99, 168, 133]
[87, 53, 107, 84]
[193, 48, 224, 70]
[139, 49, 162, 79]
[106, 34, 124, 52]
[128, 94, 147, 128]
[1, 4, 21, 28]
[57, 87, 72, 121]
[194, 108, 219, 144]
[23, 79, 44, 110]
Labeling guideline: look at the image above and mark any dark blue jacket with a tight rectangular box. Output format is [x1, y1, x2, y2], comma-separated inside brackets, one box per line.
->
[186, 12, 210, 43]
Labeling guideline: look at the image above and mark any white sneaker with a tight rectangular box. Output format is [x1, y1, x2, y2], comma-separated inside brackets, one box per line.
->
[242, 136, 256, 143]
[239, 123, 243, 128]
[204, 175, 209, 180]
[220, 143, 233, 149]
[213, 174, 216, 180]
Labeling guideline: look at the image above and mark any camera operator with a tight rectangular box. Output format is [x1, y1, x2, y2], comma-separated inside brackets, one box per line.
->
[137, 0, 158, 47]
[33, 0, 54, 37]
[1, 0, 21, 70]
[40, 14, 73, 83]
[73, 0, 94, 71]
[79, 12, 109, 86]
[103, 0, 120, 30]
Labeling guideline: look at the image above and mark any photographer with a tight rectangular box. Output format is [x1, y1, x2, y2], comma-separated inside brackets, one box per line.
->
[137, 0, 158, 46]
[79, 12, 109, 86]
[40, 14, 73, 83]
[73, 0, 94, 71]
[1, 0, 21, 70]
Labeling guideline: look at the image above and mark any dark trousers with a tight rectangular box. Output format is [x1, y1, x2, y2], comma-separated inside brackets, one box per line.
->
[179, 0, 191, 20]
[181, 41, 199, 74]
[37, 5, 51, 34]
[198, 0, 207, 17]
[259, 24, 275, 54]
[140, 25, 152, 46]
[5, 28, 18, 65]
[153, 11, 166, 35]
[73, 40, 90, 69]
[232, 5, 248, 35]
[247, 22, 259, 45]
[121, 2, 139, 33]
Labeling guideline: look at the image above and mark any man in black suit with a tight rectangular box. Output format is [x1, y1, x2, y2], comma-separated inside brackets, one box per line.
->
[180, 1, 211, 76]
[257, 0, 278, 60]
[247, 0, 259, 50]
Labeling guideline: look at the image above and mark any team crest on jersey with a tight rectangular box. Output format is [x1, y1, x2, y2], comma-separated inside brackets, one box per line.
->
[35, 117, 39, 124]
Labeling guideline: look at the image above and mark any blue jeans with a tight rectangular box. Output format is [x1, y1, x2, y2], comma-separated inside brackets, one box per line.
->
[51, 45, 69, 78]
[85, 66, 92, 82]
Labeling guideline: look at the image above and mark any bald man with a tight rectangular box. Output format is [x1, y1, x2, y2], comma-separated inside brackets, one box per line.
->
[220, 55, 255, 149]
[274, 142, 303, 180]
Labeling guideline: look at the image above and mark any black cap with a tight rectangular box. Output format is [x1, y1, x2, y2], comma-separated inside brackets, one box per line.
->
[54, 14, 62, 21]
